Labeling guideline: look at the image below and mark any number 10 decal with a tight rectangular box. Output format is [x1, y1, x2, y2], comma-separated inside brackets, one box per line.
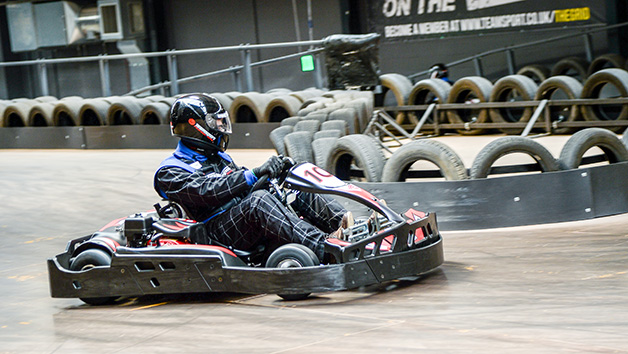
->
[303, 165, 332, 182]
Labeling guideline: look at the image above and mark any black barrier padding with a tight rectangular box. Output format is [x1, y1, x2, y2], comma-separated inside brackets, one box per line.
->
[84, 126, 176, 149]
[0, 127, 85, 149]
[348, 162, 628, 231]
[0, 123, 279, 149]
[590, 163, 628, 217]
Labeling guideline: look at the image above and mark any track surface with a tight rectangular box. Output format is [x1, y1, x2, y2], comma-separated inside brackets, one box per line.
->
[1, 148, 627, 353]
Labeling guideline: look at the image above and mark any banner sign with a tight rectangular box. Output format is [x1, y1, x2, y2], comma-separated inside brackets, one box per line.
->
[368, 0, 606, 41]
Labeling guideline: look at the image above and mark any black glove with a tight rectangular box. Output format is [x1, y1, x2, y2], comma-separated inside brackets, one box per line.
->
[280, 155, 296, 172]
[253, 155, 283, 179]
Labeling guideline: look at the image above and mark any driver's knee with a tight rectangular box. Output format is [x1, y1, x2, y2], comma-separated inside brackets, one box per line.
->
[247, 189, 279, 209]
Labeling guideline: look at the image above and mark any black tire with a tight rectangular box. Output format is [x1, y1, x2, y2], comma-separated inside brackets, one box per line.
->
[535, 76, 583, 134]
[489, 75, 538, 134]
[516, 64, 551, 85]
[269, 125, 294, 155]
[312, 137, 339, 168]
[580, 68, 628, 132]
[2, 102, 31, 127]
[407, 79, 451, 127]
[265, 244, 319, 301]
[382, 140, 468, 181]
[78, 98, 109, 126]
[294, 119, 321, 133]
[343, 99, 371, 131]
[52, 100, 82, 126]
[69, 249, 117, 305]
[328, 107, 360, 134]
[446, 76, 493, 135]
[140, 102, 170, 125]
[557, 128, 628, 170]
[284, 131, 314, 163]
[321, 120, 348, 135]
[263, 95, 302, 123]
[377, 73, 414, 123]
[326, 135, 386, 182]
[105, 97, 143, 125]
[470, 136, 559, 178]
[209, 93, 233, 111]
[28, 102, 56, 126]
[587, 53, 626, 76]
[304, 111, 328, 124]
[229, 92, 272, 123]
[313, 129, 342, 140]
[280, 116, 301, 127]
[550, 57, 590, 82]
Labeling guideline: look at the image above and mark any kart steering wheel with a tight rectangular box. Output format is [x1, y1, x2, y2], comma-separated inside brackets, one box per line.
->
[248, 156, 296, 195]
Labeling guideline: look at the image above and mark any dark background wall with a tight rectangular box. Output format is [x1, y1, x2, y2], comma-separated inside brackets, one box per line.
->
[0, 0, 625, 99]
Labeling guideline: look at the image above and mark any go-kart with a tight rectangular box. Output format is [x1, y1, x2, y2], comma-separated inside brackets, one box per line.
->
[48, 162, 443, 304]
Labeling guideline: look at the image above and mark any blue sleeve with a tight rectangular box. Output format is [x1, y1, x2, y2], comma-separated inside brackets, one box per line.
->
[244, 170, 258, 186]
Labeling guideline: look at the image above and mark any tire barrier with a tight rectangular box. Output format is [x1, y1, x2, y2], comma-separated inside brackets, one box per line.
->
[313, 129, 342, 140]
[229, 92, 273, 123]
[321, 120, 348, 135]
[550, 56, 590, 82]
[209, 93, 234, 112]
[446, 76, 493, 135]
[407, 79, 451, 127]
[381, 139, 468, 182]
[328, 107, 360, 134]
[263, 95, 302, 122]
[284, 131, 314, 163]
[516, 64, 550, 85]
[312, 136, 339, 167]
[580, 68, 628, 132]
[53, 99, 83, 126]
[294, 119, 321, 133]
[79, 98, 111, 126]
[140, 102, 171, 125]
[469, 136, 559, 178]
[534, 75, 583, 134]
[587, 53, 626, 77]
[106, 97, 145, 125]
[378, 73, 413, 123]
[326, 134, 386, 182]
[3, 101, 33, 127]
[28, 102, 56, 126]
[269, 125, 294, 156]
[488, 75, 538, 135]
[557, 127, 628, 170]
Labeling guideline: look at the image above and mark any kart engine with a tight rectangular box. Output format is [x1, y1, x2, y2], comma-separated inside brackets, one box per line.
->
[124, 214, 155, 248]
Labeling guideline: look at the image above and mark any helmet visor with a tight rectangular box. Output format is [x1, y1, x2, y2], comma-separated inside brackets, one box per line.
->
[207, 110, 232, 134]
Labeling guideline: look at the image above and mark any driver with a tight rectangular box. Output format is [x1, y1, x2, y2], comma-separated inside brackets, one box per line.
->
[154, 93, 351, 261]
[428, 63, 452, 84]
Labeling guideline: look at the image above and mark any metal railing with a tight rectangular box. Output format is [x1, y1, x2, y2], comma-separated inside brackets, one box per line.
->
[0, 39, 326, 98]
[367, 98, 628, 151]
[408, 21, 628, 81]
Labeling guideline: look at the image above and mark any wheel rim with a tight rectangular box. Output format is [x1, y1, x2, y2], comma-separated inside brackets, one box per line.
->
[277, 258, 303, 268]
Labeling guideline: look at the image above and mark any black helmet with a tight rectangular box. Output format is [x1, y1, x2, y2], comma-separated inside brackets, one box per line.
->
[170, 93, 232, 152]
[428, 63, 448, 79]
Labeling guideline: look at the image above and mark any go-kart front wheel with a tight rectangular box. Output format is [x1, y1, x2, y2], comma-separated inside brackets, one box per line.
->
[265, 244, 319, 301]
[69, 248, 117, 305]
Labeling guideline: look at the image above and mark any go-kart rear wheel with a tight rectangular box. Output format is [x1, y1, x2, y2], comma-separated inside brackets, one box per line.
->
[70, 249, 117, 305]
[265, 244, 319, 301]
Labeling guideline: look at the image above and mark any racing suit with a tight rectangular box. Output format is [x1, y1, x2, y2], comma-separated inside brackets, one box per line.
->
[154, 141, 346, 260]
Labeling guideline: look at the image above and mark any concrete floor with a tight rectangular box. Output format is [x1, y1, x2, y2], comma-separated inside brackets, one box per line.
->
[1, 146, 627, 353]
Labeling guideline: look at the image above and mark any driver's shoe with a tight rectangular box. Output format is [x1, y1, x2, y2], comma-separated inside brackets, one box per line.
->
[328, 211, 354, 241]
